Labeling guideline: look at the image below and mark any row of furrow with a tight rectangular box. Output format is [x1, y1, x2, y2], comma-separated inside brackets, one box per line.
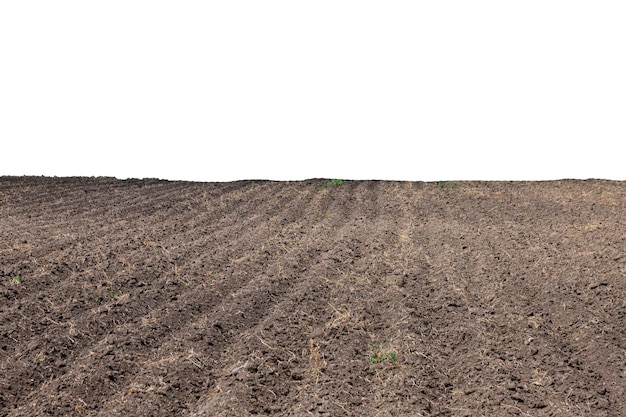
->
[0, 178, 122, 219]
[149, 184, 319, 269]
[75, 184, 190, 221]
[109, 181, 275, 249]
[3, 179, 316, 272]
[0, 177, 623, 415]
[0, 183, 223, 413]
[401, 187, 626, 412]
[4, 180, 374, 314]
[96, 184, 364, 415]
[7, 181, 596, 412]
[0, 181, 163, 358]
[92, 183, 289, 276]
[0, 179, 77, 208]
[19, 180, 201, 226]
[1, 184, 142, 243]
[0, 256, 203, 406]
[36, 180, 282, 282]
[361, 186, 487, 408]
[2, 180, 332, 414]
[1, 182, 244, 282]
[123, 182, 378, 412]
[1, 267, 150, 412]
[189, 183, 431, 415]
[173, 182, 323, 274]
[3, 178, 625, 415]
[0, 219, 137, 307]
[392, 203, 491, 411]
[0, 195, 218, 334]
[103, 183, 212, 220]
[81, 182, 338, 415]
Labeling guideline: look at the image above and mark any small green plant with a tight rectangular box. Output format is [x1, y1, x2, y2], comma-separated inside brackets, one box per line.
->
[316, 179, 344, 191]
[596, 189, 603, 195]
[10, 275, 24, 284]
[437, 182, 456, 189]
[316, 210, 330, 222]
[108, 289, 115, 298]
[368, 343, 398, 365]
[518, 214, 525, 221]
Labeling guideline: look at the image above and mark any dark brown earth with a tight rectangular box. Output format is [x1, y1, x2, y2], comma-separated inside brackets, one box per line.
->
[1, 176, 624, 416]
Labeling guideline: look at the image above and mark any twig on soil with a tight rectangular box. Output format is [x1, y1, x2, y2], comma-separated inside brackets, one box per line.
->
[44, 316, 62, 326]
[257, 336, 274, 350]
[326, 302, 351, 328]
[308, 338, 325, 384]
[256, 383, 277, 398]
[333, 401, 353, 416]
[186, 356, 205, 370]
[229, 360, 249, 375]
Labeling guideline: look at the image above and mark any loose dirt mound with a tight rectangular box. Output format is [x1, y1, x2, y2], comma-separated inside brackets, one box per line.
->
[1, 177, 624, 416]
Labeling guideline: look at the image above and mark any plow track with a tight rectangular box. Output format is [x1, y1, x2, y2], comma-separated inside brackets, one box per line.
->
[1, 177, 625, 416]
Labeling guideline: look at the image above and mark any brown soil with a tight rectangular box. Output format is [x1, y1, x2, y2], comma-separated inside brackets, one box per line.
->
[0, 176, 624, 416]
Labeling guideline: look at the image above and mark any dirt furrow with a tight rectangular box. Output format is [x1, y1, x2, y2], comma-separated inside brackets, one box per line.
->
[1, 177, 625, 416]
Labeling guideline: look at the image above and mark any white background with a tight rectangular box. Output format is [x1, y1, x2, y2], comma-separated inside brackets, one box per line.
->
[2, 1, 624, 181]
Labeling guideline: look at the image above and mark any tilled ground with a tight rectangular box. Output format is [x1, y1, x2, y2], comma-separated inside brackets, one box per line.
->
[0, 176, 625, 416]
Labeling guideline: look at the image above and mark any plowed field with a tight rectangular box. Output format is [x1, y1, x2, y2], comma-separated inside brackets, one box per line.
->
[1, 176, 625, 416]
